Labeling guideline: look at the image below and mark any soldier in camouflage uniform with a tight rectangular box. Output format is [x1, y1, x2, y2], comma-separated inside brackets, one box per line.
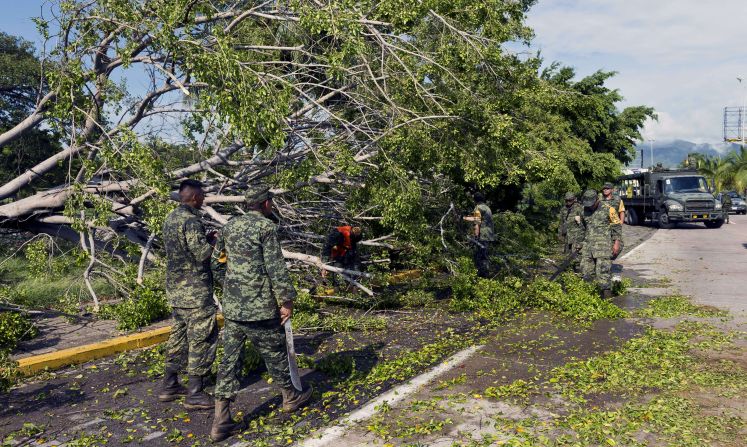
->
[557, 192, 584, 255]
[580, 189, 622, 299]
[721, 192, 732, 224]
[601, 182, 625, 256]
[209, 185, 312, 442]
[463, 192, 496, 277]
[159, 179, 218, 410]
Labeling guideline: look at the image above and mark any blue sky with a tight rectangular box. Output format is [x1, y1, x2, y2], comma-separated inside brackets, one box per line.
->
[3, 1, 747, 145]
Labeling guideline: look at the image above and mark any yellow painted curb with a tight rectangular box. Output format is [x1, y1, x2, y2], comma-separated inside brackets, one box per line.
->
[15, 314, 227, 377]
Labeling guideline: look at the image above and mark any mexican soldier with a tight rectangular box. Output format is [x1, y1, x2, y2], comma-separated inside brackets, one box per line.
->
[601, 182, 625, 223]
[462, 192, 496, 278]
[159, 179, 218, 410]
[580, 189, 622, 299]
[721, 192, 732, 224]
[210, 185, 312, 442]
[601, 182, 625, 256]
[557, 192, 584, 255]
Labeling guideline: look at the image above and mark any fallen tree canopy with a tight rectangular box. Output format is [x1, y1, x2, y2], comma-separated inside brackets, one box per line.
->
[0, 0, 654, 302]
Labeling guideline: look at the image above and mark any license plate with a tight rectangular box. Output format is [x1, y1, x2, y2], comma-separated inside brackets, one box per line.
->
[691, 214, 706, 219]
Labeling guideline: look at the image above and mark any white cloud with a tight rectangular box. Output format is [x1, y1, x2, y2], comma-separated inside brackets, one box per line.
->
[526, 0, 747, 143]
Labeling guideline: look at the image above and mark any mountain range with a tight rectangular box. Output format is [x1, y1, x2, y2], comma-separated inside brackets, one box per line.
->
[627, 140, 742, 169]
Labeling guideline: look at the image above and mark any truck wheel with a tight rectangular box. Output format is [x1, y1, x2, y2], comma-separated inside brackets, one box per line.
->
[658, 212, 675, 229]
[626, 208, 639, 226]
[705, 219, 724, 228]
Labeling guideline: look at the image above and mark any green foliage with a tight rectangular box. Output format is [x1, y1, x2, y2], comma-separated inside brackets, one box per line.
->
[550, 323, 747, 403]
[0, 349, 19, 393]
[108, 283, 169, 331]
[293, 310, 387, 333]
[0, 312, 37, 393]
[635, 294, 729, 319]
[315, 353, 356, 378]
[24, 239, 50, 276]
[450, 260, 625, 323]
[484, 378, 536, 401]
[0, 312, 38, 350]
[398, 289, 436, 308]
[0, 32, 63, 187]
[690, 148, 747, 192]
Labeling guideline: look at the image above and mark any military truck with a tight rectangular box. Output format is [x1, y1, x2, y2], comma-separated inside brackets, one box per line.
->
[617, 168, 723, 229]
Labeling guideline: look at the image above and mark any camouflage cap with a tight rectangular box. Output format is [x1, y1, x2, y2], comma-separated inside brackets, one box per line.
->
[602, 182, 614, 190]
[244, 185, 273, 205]
[564, 192, 576, 201]
[581, 189, 599, 207]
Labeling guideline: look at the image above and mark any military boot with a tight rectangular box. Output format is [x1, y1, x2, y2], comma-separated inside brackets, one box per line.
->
[281, 385, 313, 412]
[184, 375, 215, 410]
[602, 289, 613, 300]
[158, 367, 187, 402]
[209, 399, 244, 442]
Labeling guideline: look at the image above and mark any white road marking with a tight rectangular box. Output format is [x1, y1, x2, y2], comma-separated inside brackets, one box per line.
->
[142, 431, 166, 441]
[618, 230, 654, 261]
[68, 418, 105, 432]
[298, 345, 483, 447]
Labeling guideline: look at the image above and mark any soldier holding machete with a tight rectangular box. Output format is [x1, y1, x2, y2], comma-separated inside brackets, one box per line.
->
[210, 185, 312, 442]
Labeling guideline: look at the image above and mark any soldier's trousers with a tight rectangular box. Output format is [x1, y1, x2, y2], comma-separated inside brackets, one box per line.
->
[214, 318, 292, 400]
[474, 240, 494, 278]
[580, 248, 612, 290]
[164, 306, 218, 377]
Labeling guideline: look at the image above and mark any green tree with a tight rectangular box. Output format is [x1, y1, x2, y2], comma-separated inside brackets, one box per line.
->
[0, 32, 62, 187]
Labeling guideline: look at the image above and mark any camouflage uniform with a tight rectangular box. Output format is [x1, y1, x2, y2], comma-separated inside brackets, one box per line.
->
[601, 192, 625, 255]
[212, 207, 296, 400]
[472, 202, 496, 277]
[722, 193, 732, 223]
[162, 204, 218, 377]
[557, 201, 584, 254]
[580, 192, 622, 290]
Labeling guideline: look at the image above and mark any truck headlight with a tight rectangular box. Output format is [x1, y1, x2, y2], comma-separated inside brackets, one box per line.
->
[667, 202, 683, 211]
[715, 202, 722, 210]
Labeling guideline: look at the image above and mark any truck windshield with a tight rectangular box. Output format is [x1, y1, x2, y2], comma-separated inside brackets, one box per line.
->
[663, 176, 709, 193]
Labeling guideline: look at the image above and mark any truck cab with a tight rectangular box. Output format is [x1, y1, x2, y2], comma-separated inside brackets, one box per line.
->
[618, 168, 723, 229]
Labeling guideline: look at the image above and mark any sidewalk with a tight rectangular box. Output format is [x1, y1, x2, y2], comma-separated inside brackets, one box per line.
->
[12, 314, 171, 360]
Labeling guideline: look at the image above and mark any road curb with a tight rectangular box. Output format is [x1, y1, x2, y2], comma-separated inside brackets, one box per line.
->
[14, 314, 226, 376]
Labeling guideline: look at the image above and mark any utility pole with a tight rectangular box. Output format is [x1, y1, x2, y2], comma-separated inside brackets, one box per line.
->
[739, 77, 746, 148]
[648, 138, 655, 169]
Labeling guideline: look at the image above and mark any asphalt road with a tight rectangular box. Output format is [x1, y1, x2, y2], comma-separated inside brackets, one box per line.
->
[620, 214, 747, 316]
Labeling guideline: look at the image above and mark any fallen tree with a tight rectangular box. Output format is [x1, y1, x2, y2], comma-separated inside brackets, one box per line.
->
[0, 0, 654, 303]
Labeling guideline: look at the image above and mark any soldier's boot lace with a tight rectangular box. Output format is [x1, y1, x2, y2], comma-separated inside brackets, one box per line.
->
[209, 399, 244, 442]
[158, 367, 187, 402]
[184, 375, 215, 410]
[602, 289, 613, 300]
[281, 384, 313, 412]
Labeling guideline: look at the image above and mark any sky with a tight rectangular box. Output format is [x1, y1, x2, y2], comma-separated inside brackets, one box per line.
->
[525, 0, 747, 146]
[2, 1, 747, 145]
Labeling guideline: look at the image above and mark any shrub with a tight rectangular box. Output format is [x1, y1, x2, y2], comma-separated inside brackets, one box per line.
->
[449, 262, 625, 323]
[316, 352, 356, 378]
[0, 312, 38, 350]
[398, 289, 435, 308]
[0, 349, 18, 393]
[110, 284, 169, 331]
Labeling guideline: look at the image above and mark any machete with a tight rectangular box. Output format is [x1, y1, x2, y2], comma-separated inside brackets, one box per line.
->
[283, 319, 303, 391]
[549, 248, 581, 282]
